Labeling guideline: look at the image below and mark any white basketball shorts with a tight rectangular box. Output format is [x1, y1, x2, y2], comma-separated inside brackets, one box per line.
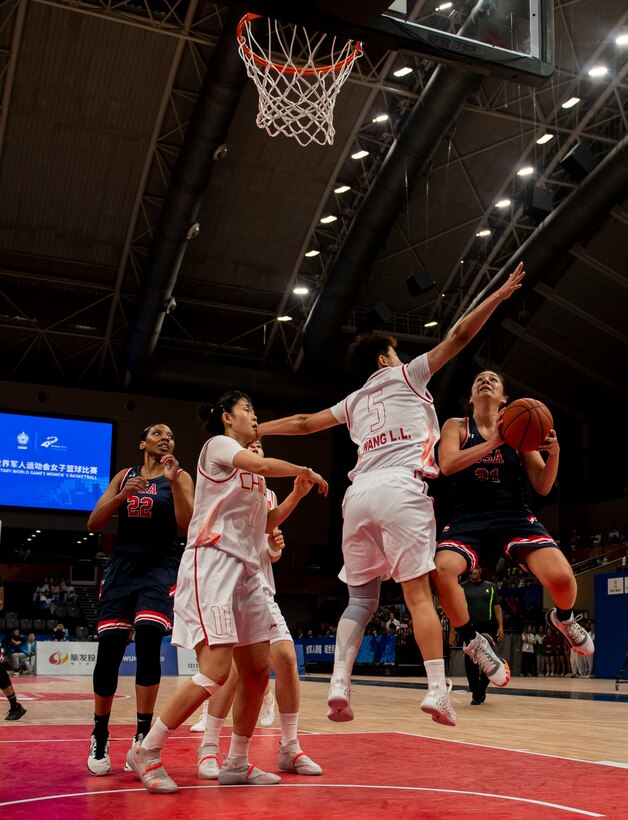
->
[340, 469, 436, 586]
[172, 548, 275, 648]
[267, 597, 294, 645]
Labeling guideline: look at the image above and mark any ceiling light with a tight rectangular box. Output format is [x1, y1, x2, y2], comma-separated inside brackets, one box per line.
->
[277, 315, 293, 322]
[517, 166, 535, 177]
[588, 65, 608, 77]
[561, 97, 580, 109]
[372, 114, 389, 123]
[293, 286, 309, 295]
[476, 229, 491, 237]
[435, 2, 452, 9]
[304, 249, 320, 257]
[351, 149, 369, 159]
[334, 184, 351, 194]
[536, 133, 554, 144]
[424, 321, 438, 328]
[320, 214, 337, 224]
[27, 537, 32, 541]
[616, 34, 628, 45]
[36, 529, 41, 533]
[495, 199, 511, 208]
[393, 66, 413, 77]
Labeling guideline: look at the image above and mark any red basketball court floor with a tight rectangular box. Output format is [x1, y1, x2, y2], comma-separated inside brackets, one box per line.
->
[2, 719, 627, 819]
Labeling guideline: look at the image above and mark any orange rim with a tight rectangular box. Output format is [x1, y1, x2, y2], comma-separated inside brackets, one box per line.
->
[236, 12, 363, 77]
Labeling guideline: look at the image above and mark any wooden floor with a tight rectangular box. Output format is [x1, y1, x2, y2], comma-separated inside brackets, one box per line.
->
[8, 672, 628, 767]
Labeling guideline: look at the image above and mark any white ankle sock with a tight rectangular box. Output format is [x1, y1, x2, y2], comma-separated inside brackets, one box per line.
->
[279, 712, 299, 746]
[227, 733, 251, 765]
[424, 659, 446, 688]
[203, 714, 226, 747]
[142, 717, 172, 751]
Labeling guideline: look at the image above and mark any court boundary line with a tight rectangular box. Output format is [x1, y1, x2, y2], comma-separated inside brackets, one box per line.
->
[0, 782, 605, 817]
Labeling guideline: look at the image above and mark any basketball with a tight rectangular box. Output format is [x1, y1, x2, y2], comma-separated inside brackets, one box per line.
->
[500, 398, 553, 452]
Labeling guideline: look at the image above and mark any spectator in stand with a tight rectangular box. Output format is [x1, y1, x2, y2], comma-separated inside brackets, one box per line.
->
[385, 610, 400, 631]
[23, 633, 37, 674]
[608, 524, 620, 544]
[50, 579, 61, 604]
[534, 625, 546, 677]
[520, 625, 536, 676]
[63, 581, 77, 605]
[52, 623, 69, 641]
[543, 624, 558, 676]
[6, 628, 27, 673]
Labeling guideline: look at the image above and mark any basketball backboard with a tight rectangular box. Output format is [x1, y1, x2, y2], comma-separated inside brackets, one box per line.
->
[227, 0, 554, 86]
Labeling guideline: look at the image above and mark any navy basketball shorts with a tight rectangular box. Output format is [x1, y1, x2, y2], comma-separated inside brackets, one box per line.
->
[97, 552, 178, 636]
[436, 511, 559, 572]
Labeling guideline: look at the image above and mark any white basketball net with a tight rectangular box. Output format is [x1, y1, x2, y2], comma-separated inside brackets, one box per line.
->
[237, 14, 363, 147]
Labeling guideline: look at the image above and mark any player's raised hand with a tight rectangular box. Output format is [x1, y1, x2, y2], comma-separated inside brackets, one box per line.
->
[161, 453, 180, 481]
[495, 261, 525, 302]
[538, 429, 559, 456]
[299, 467, 328, 496]
[294, 475, 315, 497]
[120, 476, 148, 498]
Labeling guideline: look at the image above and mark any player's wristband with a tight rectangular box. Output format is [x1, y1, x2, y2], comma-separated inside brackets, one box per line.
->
[268, 545, 283, 557]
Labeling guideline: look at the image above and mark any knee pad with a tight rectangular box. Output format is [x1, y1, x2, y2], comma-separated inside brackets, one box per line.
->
[192, 673, 222, 696]
[93, 630, 128, 697]
[134, 624, 164, 688]
[345, 578, 381, 627]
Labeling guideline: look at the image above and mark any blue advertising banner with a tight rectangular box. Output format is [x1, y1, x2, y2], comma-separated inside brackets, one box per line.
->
[298, 635, 396, 665]
[120, 639, 179, 676]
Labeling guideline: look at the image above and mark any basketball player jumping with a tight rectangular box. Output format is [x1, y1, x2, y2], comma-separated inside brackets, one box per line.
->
[431, 369, 593, 673]
[258, 262, 526, 727]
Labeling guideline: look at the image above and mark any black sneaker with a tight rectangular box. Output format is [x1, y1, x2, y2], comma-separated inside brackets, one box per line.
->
[5, 703, 27, 721]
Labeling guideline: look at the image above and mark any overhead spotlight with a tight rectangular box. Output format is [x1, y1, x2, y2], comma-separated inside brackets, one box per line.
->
[495, 199, 511, 208]
[351, 149, 369, 159]
[588, 65, 608, 77]
[435, 2, 452, 10]
[523, 185, 554, 223]
[320, 214, 337, 224]
[293, 286, 309, 295]
[186, 222, 200, 239]
[406, 271, 435, 297]
[165, 297, 177, 314]
[334, 184, 351, 194]
[616, 34, 628, 45]
[536, 133, 554, 144]
[212, 143, 228, 160]
[366, 302, 393, 328]
[393, 66, 413, 77]
[476, 229, 491, 237]
[424, 320, 438, 328]
[517, 166, 535, 177]
[561, 97, 580, 109]
[304, 249, 320, 257]
[560, 142, 598, 182]
[372, 114, 389, 123]
[277, 315, 293, 322]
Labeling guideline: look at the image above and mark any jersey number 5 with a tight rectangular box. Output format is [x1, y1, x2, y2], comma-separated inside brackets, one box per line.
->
[367, 389, 386, 433]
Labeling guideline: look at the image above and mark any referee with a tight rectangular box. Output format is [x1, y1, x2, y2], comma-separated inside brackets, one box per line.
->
[458, 568, 504, 704]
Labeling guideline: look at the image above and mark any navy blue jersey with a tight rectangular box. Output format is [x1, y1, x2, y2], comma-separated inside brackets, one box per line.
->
[448, 417, 530, 518]
[112, 466, 180, 559]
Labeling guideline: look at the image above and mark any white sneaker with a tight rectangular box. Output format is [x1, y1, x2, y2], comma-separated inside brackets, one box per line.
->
[278, 739, 323, 775]
[126, 740, 177, 794]
[464, 632, 510, 687]
[327, 677, 354, 722]
[548, 609, 594, 656]
[87, 735, 111, 776]
[190, 712, 207, 733]
[218, 758, 281, 785]
[420, 679, 457, 727]
[259, 692, 275, 728]
[198, 742, 220, 779]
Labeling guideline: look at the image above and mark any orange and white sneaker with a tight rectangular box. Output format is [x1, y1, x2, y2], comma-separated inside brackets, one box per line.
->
[420, 679, 457, 727]
[464, 632, 510, 687]
[327, 677, 354, 722]
[126, 740, 177, 794]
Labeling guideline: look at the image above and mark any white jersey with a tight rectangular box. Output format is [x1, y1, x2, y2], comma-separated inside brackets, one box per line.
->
[259, 488, 278, 596]
[186, 435, 268, 575]
[330, 354, 440, 481]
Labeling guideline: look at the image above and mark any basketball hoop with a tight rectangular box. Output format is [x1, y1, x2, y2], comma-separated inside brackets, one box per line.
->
[236, 13, 363, 147]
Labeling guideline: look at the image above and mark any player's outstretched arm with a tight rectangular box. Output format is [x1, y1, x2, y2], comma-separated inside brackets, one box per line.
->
[427, 262, 525, 375]
[257, 408, 340, 438]
[438, 417, 504, 476]
[267, 477, 315, 533]
[232, 450, 328, 496]
[521, 430, 560, 495]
